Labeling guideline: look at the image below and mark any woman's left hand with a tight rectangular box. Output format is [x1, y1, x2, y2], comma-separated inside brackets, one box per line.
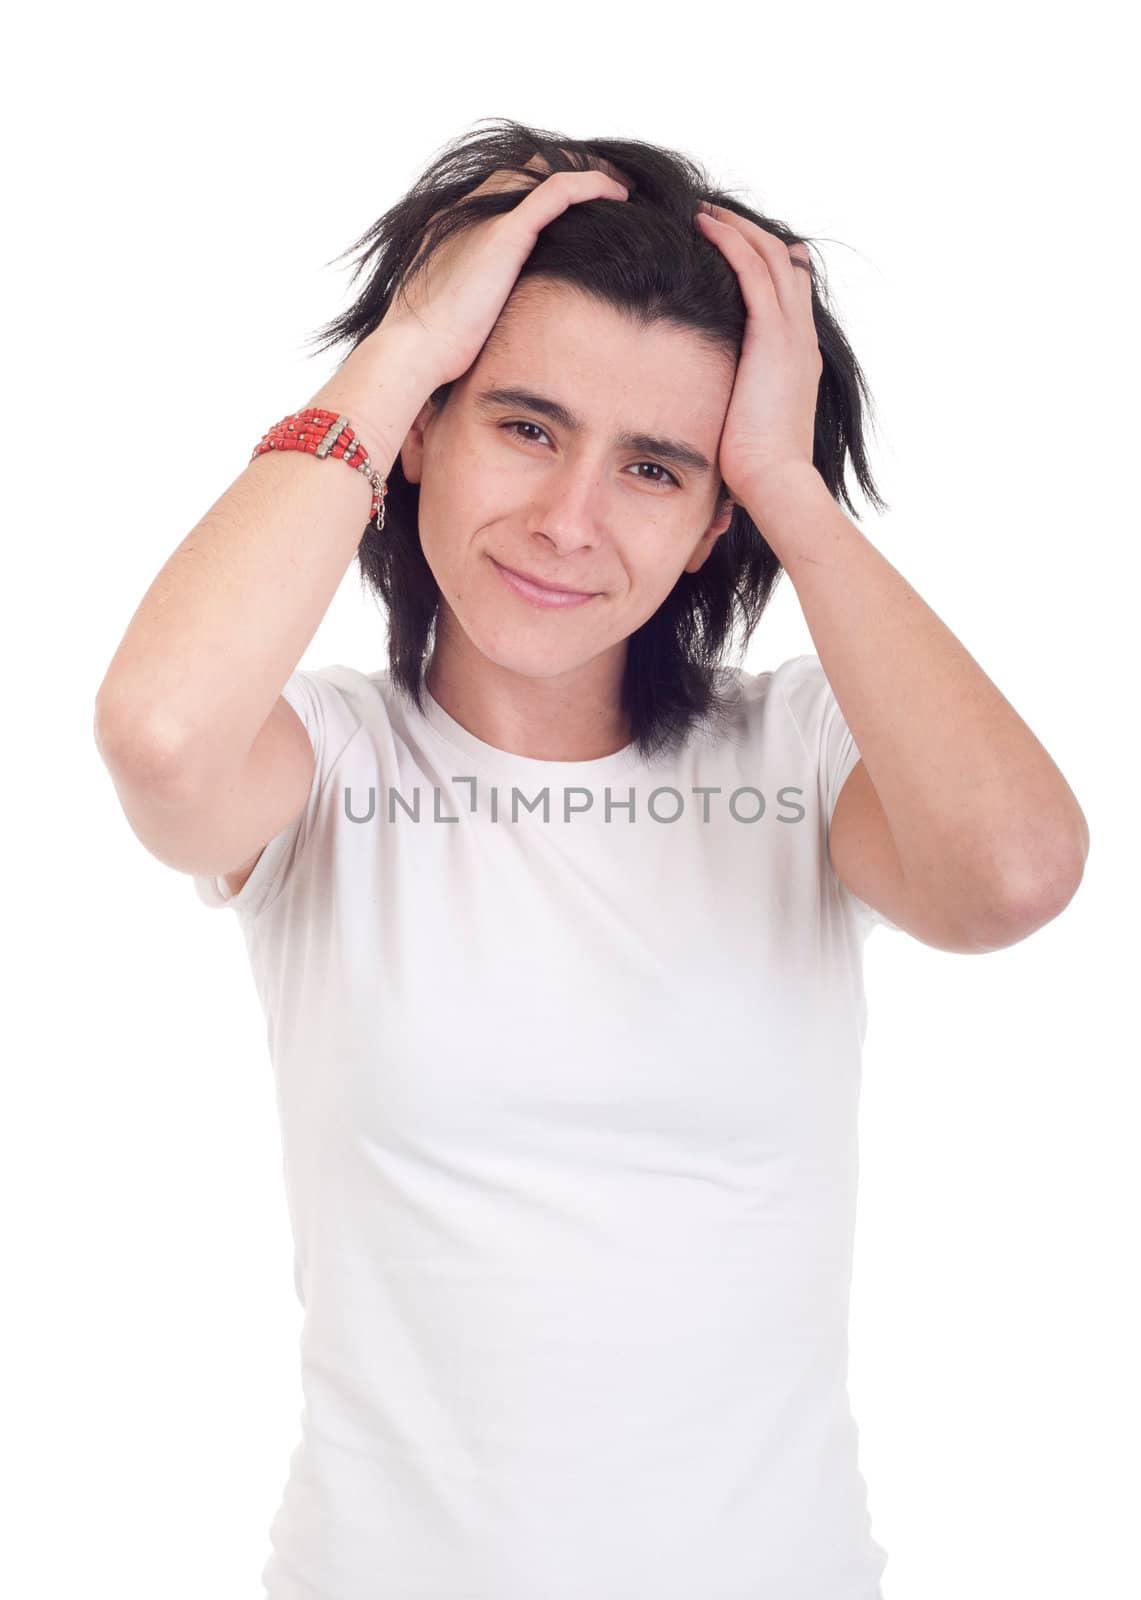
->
[693, 203, 824, 510]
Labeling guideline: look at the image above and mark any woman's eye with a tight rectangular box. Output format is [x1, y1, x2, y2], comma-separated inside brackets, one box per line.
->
[500, 421, 678, 487]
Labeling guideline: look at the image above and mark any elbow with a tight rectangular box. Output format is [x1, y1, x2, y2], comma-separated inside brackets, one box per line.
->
[989, 839, 1089, 946]
[899, 810, 1090, 954]
[93, 692, 194, 789]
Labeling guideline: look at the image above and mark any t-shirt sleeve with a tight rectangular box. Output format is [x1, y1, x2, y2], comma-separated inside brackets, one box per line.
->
[191, 667, 362, 921]
[779, 654, 902, 937]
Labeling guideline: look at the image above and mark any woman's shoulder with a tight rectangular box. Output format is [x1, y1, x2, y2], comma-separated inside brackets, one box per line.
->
[716, 652, 829, 734]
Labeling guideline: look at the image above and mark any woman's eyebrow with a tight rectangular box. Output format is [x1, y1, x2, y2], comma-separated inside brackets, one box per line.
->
[474, 385, 713, 477]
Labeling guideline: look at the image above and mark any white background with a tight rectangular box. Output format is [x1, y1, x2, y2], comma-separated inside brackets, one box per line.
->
[5, 3, 1137, 1596]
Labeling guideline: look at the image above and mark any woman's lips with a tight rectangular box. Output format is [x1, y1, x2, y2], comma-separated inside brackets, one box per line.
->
[491, 558, 600, 609]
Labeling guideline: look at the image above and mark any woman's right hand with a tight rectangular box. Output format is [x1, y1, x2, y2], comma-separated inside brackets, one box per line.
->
[376, 154, 632, 390]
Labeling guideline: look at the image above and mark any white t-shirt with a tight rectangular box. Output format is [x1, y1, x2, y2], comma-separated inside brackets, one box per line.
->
[195, 654, 897, 1600]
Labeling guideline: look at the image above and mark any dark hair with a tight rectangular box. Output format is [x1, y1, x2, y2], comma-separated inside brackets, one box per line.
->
[304, 116, 889, 762]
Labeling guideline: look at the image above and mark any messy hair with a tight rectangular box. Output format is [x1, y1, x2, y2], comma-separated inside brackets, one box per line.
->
[304, 116, 888, 762]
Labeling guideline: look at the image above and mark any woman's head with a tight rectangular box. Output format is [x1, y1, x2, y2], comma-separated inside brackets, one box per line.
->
[306, 116, 888, 761]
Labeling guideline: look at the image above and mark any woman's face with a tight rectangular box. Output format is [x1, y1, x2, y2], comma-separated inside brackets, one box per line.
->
[399, 278, 738, 690]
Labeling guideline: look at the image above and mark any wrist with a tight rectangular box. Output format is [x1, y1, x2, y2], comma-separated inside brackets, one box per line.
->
[306, 328, 435, 469]
[738, 462, 828, 525]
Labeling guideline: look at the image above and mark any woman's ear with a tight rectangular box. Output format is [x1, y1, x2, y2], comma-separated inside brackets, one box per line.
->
[398, 398, 439, 486]
[683, 498, 737, 575]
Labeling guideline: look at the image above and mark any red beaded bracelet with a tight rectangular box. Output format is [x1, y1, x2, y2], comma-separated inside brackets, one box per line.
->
[250, 407, 388, 532]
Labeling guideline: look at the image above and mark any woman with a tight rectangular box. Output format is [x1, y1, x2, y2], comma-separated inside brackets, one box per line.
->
[94, 117, 1088, 1599]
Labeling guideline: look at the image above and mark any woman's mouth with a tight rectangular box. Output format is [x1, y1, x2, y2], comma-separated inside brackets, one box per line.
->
[491, 558, 600, 609]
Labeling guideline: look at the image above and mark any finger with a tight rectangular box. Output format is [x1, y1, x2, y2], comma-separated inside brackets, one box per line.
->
[546, 147, 634, 190]
[523, 149, 633, 192]
[591, 156, 635, 190]
[518, 156, 628, 200]
[695, 212, 782, 321]
[700, 204, 809, 325]
[787, 241, 817, 316]
[788, 241, 813, 278]
[506, 168, 631, 243]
